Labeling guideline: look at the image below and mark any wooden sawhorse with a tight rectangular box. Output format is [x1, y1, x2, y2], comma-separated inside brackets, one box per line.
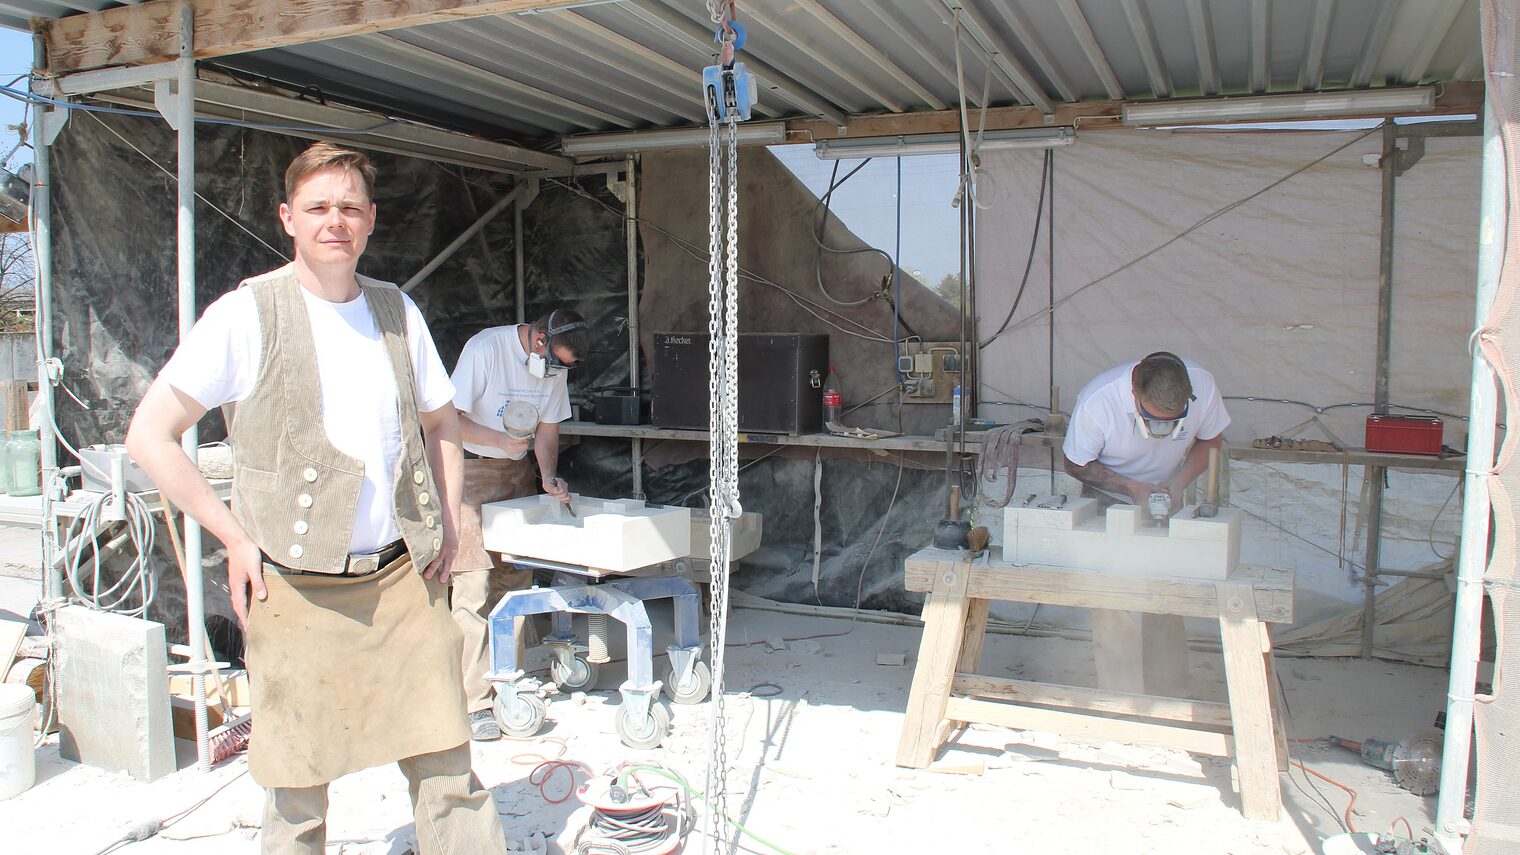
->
[895, 547, 1295, 821]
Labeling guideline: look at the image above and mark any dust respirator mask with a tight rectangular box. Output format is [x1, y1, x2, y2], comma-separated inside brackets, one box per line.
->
[526, 311, 584, 379]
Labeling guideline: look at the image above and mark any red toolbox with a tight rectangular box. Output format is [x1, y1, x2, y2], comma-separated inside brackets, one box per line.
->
[1365, 414, 1444, 456]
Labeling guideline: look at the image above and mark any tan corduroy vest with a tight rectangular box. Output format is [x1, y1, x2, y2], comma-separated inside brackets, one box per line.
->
[226, 268, 443, 574]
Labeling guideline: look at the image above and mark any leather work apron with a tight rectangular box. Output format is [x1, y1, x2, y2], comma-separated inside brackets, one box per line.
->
[455, 457, 537, 574]
[245, 553, 470, 788]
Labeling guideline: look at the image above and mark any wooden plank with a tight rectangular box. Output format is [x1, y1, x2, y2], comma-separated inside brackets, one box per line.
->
[1262, 629, 1289, 773]
[44, 0, 592, 74]
[956, 597, 990, 675]
[895, 565, 972, 768]
[1, 381, 29, 434]
[951, 674, 1233, 728]
[943, 696, 1232, 756]
[1218, 582, 1283, 821]
[903, 551, 1294, 624]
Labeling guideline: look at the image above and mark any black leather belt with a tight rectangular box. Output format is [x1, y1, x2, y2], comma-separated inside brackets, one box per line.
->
[264, 539, 407, 577]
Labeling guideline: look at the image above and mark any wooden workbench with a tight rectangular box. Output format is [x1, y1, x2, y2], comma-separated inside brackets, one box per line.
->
[894, 546, 1296, 821]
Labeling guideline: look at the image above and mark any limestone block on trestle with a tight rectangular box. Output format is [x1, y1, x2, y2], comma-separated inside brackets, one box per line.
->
[1001, 496, 1099, 557]
[480, 494, 692, 573]
[55, 606, 175, 782]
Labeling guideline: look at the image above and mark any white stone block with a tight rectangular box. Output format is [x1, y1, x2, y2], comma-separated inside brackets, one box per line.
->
[1015, 497, 1100, 530]
[55, 606, 176, 782]
[480, 494, 692, 573]
[1002, 500, 1241, 580]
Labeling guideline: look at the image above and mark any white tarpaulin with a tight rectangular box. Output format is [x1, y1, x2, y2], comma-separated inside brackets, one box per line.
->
[972, 128, 1479, 638]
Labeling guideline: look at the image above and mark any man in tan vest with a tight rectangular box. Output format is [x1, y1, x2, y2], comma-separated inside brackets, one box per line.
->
[126, 142, 508, 854]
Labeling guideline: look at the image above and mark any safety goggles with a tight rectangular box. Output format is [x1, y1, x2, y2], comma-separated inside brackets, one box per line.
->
[1134, 398, 1189, 440]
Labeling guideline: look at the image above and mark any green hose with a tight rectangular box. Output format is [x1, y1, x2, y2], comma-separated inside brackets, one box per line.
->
[618, 765, 801, 855]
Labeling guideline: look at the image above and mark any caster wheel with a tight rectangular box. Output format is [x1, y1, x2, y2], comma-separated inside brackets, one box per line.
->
[664, 660, 712, 705]
[493, 692, 547, 739]
[551, 656, 600, 692]
[616, 700, 672, 750]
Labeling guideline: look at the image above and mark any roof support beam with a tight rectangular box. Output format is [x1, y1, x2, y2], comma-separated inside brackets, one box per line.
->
[739, 3, 903, 112]
[1401, 0, 1465, 84]
[989, 0, 1077, 103]
[1350, 1, 1399, 88]
[1249, 0, 1271, 93]
[95, 77, 574, 173]
[520, 12, 752, 120]
[1184, 0, 1221, 95]
[1055, 0, 1123, 101]
[1299, 0, 1333, 91]
[622, 0, 846, 126]
[866, 4, 963, 97]
[1119, 0, 1172, 98]
[344, 33, 637, 129]
[942, 1, 1055, 114]
[792, 0, 947, 110]
[42, 0, 609, 74]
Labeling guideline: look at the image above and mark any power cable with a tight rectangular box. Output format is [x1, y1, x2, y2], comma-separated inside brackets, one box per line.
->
[981, 149, 1050, 346]
[812, 158, 893, 307]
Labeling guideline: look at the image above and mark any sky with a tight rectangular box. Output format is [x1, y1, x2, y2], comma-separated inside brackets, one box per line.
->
[0, 27, 32, 172]
[769, 144, 962, 290]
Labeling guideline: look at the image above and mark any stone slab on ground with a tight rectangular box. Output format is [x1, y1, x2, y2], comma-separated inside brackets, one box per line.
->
[55, 605, 176, 782]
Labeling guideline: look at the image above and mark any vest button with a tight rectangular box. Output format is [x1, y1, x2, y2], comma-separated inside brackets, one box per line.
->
[432, 537, 441, 551]
[298, 494, 313, 508]
[303, 467, 318, 482]
[418, 492, 430, 506]
[293, 520, 309, 535]
[288, 544, 304, 560]
[425, 515, 436, 528]
[413, 470, 425, 485]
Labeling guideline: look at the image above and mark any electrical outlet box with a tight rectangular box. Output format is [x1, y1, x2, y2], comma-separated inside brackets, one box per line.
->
[900, 341, 970, 406]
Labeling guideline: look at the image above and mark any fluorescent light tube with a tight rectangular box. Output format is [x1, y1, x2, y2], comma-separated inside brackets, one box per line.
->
[814, 127, 1074, 160]
[1122, 87, 1435, 126]
[560, 122, 787, 156]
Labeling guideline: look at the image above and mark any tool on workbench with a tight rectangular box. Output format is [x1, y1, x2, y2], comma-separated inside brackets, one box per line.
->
[933, 485, 972, 549]
[1329, 730, 1443, 795]
[1197, 447, 1221, 518]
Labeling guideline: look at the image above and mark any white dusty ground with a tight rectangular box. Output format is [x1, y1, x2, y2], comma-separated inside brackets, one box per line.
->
[0, 527, 1451, 855]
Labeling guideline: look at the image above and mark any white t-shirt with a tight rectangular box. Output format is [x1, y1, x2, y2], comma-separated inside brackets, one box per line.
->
[160, 269, 455, 554]
[450, 324, 571, 459]
[1062, 359, 1230, 495]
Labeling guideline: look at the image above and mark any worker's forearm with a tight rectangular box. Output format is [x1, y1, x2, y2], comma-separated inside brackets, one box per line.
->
[535, 426, 560, 482]
[127, 436, 253, 551]
[1063, 457, 1145, 498]
[426, 421, 464, 544]
[456, 413, 513, 453]
[1168, 436, 1223, 491]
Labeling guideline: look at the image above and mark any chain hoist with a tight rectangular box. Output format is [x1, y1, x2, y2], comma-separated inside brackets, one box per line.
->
[701, 2, 755, 852]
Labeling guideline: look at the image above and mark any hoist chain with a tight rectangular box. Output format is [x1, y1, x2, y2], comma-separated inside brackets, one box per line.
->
[703, 104, 742, 854]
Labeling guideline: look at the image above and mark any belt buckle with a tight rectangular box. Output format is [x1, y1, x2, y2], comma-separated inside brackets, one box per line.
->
[348, 554, 380, 576]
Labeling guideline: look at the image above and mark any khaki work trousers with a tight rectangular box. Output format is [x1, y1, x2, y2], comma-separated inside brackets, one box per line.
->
[454, 457, 538, 713]
[260, 741, 507, 855]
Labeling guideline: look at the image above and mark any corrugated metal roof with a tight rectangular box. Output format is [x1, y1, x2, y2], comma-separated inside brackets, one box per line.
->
[4, 0, 1484, 141]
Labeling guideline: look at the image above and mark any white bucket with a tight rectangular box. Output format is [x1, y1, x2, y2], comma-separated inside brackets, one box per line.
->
[0, 682, 36, 799]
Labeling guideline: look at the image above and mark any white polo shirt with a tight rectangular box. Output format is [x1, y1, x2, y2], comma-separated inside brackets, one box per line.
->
[451, 324, 571, 459]
[1062, 359, 1230, 495]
